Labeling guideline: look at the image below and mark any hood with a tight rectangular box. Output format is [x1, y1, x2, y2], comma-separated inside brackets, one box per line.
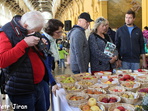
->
[67, 25, 85, 40]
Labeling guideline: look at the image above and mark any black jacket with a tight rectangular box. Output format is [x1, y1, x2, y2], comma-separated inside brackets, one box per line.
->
[115, 24, 145, 63]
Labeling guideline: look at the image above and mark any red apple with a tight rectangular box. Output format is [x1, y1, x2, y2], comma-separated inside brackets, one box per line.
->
[123, 74, 131, 80]
[108, 78, 114, 82]
[117, 106, 125, 111]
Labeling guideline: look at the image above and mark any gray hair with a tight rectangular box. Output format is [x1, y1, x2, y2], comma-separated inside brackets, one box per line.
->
[92, 17, 107, 33]
[21, 11, 45, 30]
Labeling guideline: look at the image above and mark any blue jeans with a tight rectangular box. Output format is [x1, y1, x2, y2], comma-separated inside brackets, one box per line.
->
[8, 81, 46, 111]
[59, 59, 66, 68]
[121, 61, 140, 70]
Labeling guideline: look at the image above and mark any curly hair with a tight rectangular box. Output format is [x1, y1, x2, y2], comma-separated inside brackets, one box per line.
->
[44, 19, 64, 36]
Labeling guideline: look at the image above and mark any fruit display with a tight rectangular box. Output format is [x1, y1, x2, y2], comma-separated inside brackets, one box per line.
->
[119, 74, 135, 82]
[83, 88, 106, 98]
[100, 78, 119, 87]
[79, 98, 105, 111]
[66, 93, 89, 107]
[108, 103, 135, 111]
[108, 86, 126, 94]
[88, 83, 109, 91]
[94, 71, 112, 78]
[63, 84, 83, 93]
[119, 92, 139, 104]
[116, 70, 132, 74]
[97, 94, 121, 109]
[60, 77, 75, 83]
[121, 81, 140, 92]
[77, 80, 96, 88]
[137, 87, 148, 98]
[69, 95, 84, 101]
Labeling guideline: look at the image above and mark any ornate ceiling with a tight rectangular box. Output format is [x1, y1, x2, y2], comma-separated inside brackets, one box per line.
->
[0, 0, 72, 18]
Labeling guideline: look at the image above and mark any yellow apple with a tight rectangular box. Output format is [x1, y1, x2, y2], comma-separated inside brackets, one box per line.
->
[113, 109, 120, 111]
[88, 98, 97, 106]
[90, 105, 101, 111]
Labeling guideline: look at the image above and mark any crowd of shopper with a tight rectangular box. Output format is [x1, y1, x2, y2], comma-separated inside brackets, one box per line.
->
[0, 9, 147, 111]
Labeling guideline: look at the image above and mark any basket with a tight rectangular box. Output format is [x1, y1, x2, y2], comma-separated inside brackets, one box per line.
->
[121, 81, 140, 92]
[76, 80, 97, 88]
[56, 74, 76, 87]
[94, 71, 112, 78]
[79, 102, 105, 111]
[108, 103, 135, 111]
[108, 86, 126, 95]
[118, 91, 139, 104]
[100, 78, 119, 87]
[137, 87, 148, 98]
[97, 94, 121, 109]
[73, 73, 91, 81]
[63, 84, 84, 94]
[88, 83, 109, 91]
[83, 88, 106, 99]
[66, 92, 89, 107]
[55, 74, 72, 81]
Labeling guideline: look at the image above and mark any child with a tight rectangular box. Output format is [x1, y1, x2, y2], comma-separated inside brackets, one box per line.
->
[58, 44, 69, 68]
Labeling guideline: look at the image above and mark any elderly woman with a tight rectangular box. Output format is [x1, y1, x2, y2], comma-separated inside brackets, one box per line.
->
[88, 17, 117, 74]
[42, 19, 64, 110]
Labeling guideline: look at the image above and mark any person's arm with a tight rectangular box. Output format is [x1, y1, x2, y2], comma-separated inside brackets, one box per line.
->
[115, 29, 122, 67]
[72, 31, 86, 73]
[88, 34, 111, 64]
[63, 50, 69, 55]
[139, 31, 147, 68]
[0, 32, 28, 68]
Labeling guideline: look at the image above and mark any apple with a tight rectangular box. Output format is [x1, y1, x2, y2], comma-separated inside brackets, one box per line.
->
[114, 109, 120, 111]
[90, 105, 101, 111]
[117, 106, 125, 111]
[108, 78, 114, 82]
[123, 74, 131, 80]
[82, 104, 90, 111]
[88, 98, 97, 106]
[101, 98, 108, 103]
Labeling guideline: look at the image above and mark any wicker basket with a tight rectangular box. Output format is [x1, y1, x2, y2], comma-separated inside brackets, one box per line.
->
[79, 102, 105, 111]
[121, 81, 140, 92]
[118, 91, 139, 104]
[108, 103, 135, 111]
[94, 71, 112, 78]
[63, 84, 84, 94]
[55, 74, 72, 81]
[137, 87, 148, 98]
[100, 78, 119, 87]
[76, 80, 97, 88]
[108, 86, 126, 95]
[73, 73, 91, 81]
[97, 94, 121, 109]
[88, 83, 109, 91]
[66, 92, 89, 107]
[83, 88, 106, 99]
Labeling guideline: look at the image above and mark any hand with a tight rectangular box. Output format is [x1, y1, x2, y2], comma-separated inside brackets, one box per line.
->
[109, 56, 117, 64]
[24, 36, 40, 47]
[52, 84, 59, 96]
[142, 60, 147, 69]
[116, 60, 122, 68]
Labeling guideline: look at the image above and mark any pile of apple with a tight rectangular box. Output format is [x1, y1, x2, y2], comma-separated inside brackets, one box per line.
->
[122, 81, 135, 88]
[103, 78, 116, 84]
[100, 97, 117, 103]
[119, 74, 135, 81]
[82, 76, 97, 80]
[69, 95, 84, 101]
[85, 89, 104, 94]
[80, 98, 102, 111]
[138, 88, 148, 93]
[113, 106, 127, 111]
[121, 93, 134, 99]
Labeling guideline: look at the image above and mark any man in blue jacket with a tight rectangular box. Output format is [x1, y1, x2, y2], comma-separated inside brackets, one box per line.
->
[115, 10, 147, 70]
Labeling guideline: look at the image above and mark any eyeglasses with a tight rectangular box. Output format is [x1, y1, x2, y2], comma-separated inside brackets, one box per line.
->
[54, 31, 63, 34]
